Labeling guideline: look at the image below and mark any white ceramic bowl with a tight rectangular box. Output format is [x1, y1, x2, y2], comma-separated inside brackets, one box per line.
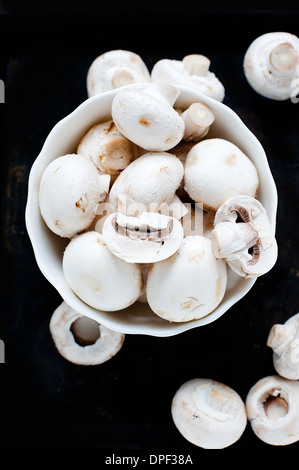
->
[25, 84, 278, 337]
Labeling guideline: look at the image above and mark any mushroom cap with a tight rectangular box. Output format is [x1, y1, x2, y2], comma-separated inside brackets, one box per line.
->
[49, 301, 125, 365]
[243, 32, 299, 100]
[39, 154, 110, 238]
[184, 138, 259, 211]
[151, 56, 225, 102]
[211, 195, 278, 278]
[108, 152, 184, 216]
[246, 375, 299, 446]
[111, 86, 185, 151]
[102, 211, 184, 263]
[267, 312, 299, 380]
[77, 120, 138, 176]
[87, 49, 151, 97]
[171, 378, 247, 449]
[62, 231, 143, 311]
[146, 235, 227, 322]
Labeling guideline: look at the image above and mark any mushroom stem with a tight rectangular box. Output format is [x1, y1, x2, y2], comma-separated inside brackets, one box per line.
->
[211, 221, 258, 260]
[182, 54, 211, 76]
[181, 102, 215, 142]
[269, 42, 299, 75]
[105, 66, 137, 89]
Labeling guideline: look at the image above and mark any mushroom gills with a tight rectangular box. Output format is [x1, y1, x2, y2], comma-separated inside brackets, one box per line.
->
[211, 195, 277, 278]
[102, 211, 184, 263]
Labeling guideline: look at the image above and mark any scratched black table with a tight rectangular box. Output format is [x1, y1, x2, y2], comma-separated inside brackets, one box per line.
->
[0, 8, 298, 453]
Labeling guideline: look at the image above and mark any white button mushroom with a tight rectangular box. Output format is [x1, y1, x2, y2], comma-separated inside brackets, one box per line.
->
[211, 195, 278, 278]
[151, 54, 225, 102]
[243, 32, 299, 100]
[86, 49, 151, 97]
[49, 301, 125, 365]
[146, 235, 227, 322]
[39, 154, 110, 238]
[108, 152, 184, 216]
[246, 375, 299, 446]
[77, 120, 139, 181]
[171, 378, 247, 449]
[102, 211, 184, 263]
[111, 84, 185, 151]
[62, 231, 143, 311]
[267, 312, 299, 380]
[184, 138, 259, 212]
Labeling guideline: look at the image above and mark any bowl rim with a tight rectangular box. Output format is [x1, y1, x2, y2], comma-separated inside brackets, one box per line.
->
[25, 84, 278, 337]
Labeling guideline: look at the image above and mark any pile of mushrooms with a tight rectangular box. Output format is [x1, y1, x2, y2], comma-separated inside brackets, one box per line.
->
[36, 45, 299, 448]
[39, 49, 278, 326]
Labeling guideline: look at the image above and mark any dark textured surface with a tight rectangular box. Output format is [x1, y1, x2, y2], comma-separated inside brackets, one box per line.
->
[0, 8, 299, 453]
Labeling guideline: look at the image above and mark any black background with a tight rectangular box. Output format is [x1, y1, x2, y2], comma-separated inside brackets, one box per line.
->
[0, 2, 299, 454]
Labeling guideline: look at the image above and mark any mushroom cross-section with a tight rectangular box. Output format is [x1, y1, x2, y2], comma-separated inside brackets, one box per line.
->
[146, 235, 227, 322]
[246, 375, 299, 446]
[87, 49, 151, 97]
[49, 301, 125, 365]
[243, 32, 299, 100]
[39, 154, 110, 238]
[111, 84, 185, 151]
[267, 312, 299, 380]
[211, 195, 278, 278]
[62, 231, 143, 311]
[171, 378, 247, 449]
[151, 54, 225, 102]
[102, 211, 184, 263]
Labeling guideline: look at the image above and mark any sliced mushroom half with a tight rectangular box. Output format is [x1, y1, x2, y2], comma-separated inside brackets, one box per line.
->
[211, 195, 278, 278]
[102, 211, 184, 263]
